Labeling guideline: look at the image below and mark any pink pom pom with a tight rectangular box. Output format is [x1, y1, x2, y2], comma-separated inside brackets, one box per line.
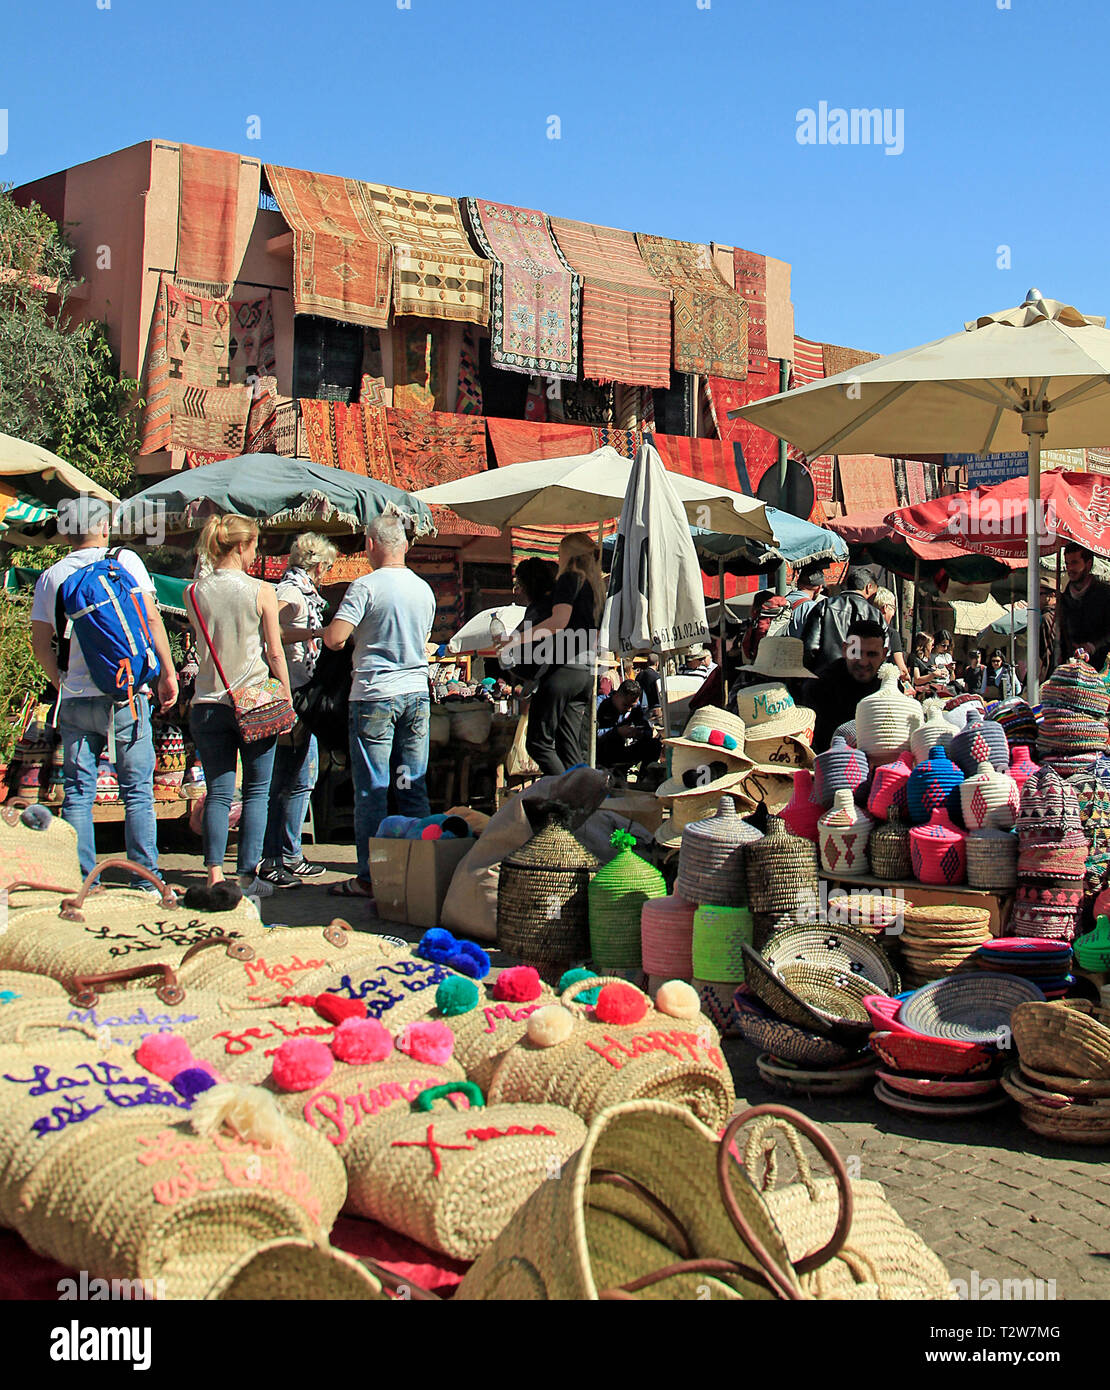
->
[421, 824, 443, 840]
[397, 1020, 455, 1065]
[707, 729, 726, 747]
[272, 1038, 334, 1092]
[136, 1033, 193, 1081]
[594, 983, 648, 1026]
[331, 1017, 393, 1065]
[492, 966, 543, 1003]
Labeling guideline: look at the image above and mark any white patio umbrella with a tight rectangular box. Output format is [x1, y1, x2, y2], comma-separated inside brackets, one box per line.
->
[729, 290, 1110, 701]
[447, 604, 526, 654]
[601, 443, 711, 756]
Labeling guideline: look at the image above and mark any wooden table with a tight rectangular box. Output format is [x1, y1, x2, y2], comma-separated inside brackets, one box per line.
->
[818, 870, 1014, 936]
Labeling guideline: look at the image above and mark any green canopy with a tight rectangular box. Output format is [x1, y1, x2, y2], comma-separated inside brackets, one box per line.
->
[3, 566, 190, 616]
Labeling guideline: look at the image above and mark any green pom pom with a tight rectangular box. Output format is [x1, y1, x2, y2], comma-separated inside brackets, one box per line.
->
[559, 966, 600, 1006]
[610, 828, 637, 852]
[436, 976, 480, 1016]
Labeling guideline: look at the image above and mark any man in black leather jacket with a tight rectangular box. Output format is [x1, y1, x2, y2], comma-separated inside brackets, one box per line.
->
[797, 566, 894, 679]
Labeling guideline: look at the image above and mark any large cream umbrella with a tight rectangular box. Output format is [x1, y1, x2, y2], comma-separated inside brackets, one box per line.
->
[729, 290, 1110, 701]
[0, 433, 117, 541]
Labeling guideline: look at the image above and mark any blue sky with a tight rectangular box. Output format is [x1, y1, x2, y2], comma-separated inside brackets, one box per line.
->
[1, 0, 1104, 354]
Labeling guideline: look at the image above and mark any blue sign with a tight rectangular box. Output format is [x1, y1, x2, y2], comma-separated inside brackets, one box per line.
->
[945, 451, 1029, 487]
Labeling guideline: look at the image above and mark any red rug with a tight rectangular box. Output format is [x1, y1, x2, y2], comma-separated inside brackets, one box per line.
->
[299, 399, 398, 484]
[177, 145, 258, 297]
[732, 247, 768, 365]
[386, 408, 497, 538]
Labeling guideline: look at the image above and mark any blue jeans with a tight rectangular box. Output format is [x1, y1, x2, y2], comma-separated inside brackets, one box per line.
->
[349, 695, 430, 881]
[262, 729, 318, 864]
[190, 702, 277, 877]
[58, 694, 158, 881]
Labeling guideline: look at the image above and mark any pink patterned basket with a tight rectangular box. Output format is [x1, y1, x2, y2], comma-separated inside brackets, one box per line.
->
[909, 809, 967, 885]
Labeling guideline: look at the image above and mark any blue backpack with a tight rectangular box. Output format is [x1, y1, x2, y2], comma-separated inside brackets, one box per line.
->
[56, 549, 160, 710]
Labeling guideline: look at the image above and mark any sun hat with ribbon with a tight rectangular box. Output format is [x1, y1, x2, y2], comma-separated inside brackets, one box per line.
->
[734, 682, 816, 743]
[741, 636, 815, 682]
[743, 733, 816, 779]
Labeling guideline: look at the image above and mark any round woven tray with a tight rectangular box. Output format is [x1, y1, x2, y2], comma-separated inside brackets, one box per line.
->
[1009, 999, 1110, 1080]
[776, 962, 879, 1036]
[761, 924, 900, 995]
[875, 1069, 1000, 1099]
[739, 943, 838, 1036]
[873, 1079, 1009, 1118]
[899, 974, 1046, 1045]
[756, 1052, 878, 1096]
[869, 1030, 997, 1077]
[1019, 1064, 1110, 1097]
[901, 904, 991, 930]
[731, 989, 857, 1066]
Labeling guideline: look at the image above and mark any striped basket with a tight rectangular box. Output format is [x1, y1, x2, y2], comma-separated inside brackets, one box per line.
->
[640, 895, 696, 980]
[692, 904, 754, 983]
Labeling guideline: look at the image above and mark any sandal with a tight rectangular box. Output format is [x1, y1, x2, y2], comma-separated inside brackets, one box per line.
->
[327, 878, 375, 899]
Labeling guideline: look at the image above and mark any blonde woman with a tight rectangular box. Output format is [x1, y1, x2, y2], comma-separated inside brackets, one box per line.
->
[514, 531, 604, 774]
[188, 515, 292, 899]
[258, 531, 338, 888]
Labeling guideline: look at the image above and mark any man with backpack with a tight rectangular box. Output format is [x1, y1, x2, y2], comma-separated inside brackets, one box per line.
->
[30, 497, 178, 883]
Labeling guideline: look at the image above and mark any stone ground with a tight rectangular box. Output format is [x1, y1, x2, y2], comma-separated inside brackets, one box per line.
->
[147, 822, 1110, 1303]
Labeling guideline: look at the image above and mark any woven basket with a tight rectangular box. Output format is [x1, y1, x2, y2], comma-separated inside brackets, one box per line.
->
[1010, 999, 1110, 1079]
[497, 807, 599, 968]
[965, 829, 1019, 890]
[175, 925, 366, 1002]
[899, 974, 1045, 1044]
[0, 860, 268, 992]
[15, 1107, 347, 1299]
[438, 984, 557, 1091]
[868, 1030, 996, 1077]
[868, 810, 913, 880]
[0, 970, 65, 1000]
[675, 795, 762, 907]
[1001, 1067, 1110, 1143]
[341, 1081, 588, 1260]
[753, 911, 801, 951]
[640, 895, 696, 979]
[588, 832, 666, 971]
[756, 1053, 878, 1097]
[732, 989, 858, 1066]
[1018, 1063, 1110, 1098]
[177, 998, 355, 1086]
[206, 1238, 390, 1301]
[740, 945, 838, 1036]
[744, 818, 818, 916]
[873, 1079, 1008, 1119]
[486, 976, 735, 1129]
[693, 978, 743, 1038]
[875, 1069, 999, 1099]
[0, 802, 82, 894]
[761, 925, 899, 995]
[692, 904, 753, 983]
[0, 984, 233, 1053]
[775, 963, 880, 1038]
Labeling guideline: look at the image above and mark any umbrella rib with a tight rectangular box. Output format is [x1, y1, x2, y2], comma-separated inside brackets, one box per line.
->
[807, 380, 916, 456]
[1046, 376, 1110, 412]
[940, 379, 1022, 411]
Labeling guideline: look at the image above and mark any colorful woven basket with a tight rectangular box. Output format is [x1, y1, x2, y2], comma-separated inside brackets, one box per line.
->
[958, 760, 1020, 832]
[951, 712, 1010, 775]
[761, 925, 899, 994]
[906, 746, 964, 825]
[817, 789, 873, 877]
[588, 830, 666, 972]
[909, 700, 956, 764]
[780, 771, 822, 842]
[640, 895, 696, 980]
[908, 809, 967, 886]
[812, 738, 870, 808]
[898, 974, 1046, 1044]
[497, 806, 599, 969]
[692, 904, 753, 983]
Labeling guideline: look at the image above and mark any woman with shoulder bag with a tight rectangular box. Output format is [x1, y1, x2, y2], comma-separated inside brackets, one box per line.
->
[257, 531, 338, 888]
[187, 515, 293, 899]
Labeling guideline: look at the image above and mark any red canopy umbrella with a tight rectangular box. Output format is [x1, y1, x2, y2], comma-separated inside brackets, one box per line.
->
[884, 469, 1110, 561]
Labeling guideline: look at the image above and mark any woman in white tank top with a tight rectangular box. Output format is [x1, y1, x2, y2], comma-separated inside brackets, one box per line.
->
[188, 515, 291, 900]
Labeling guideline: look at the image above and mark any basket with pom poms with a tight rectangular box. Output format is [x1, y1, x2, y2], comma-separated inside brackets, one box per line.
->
[587, 829, 667, 972]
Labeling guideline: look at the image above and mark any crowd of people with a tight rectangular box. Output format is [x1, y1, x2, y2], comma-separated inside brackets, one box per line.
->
[28, 494, 1110, 898]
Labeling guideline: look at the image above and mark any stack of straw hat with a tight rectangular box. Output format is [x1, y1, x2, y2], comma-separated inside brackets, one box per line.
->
[1009, 767, 1087, 941]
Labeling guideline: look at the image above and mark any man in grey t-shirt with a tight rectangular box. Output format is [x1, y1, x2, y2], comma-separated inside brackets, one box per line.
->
[321, 514, 436, 898]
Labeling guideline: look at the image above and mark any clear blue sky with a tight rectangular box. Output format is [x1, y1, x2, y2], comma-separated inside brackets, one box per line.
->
[1, 0, 1105, 354]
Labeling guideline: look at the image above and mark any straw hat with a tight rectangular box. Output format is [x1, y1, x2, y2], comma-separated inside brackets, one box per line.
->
[742, 770, 799, 815]
[734, 682, 815, 742]
[742, 636, 815, 682]
[654, 778, 756, 848]
[665, 706, 751, 762]
[743, 733, 815, 778]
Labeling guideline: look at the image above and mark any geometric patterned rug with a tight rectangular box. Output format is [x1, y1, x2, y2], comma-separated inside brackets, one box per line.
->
[635, 233, 748, 380]
[365, 183, 490, 324]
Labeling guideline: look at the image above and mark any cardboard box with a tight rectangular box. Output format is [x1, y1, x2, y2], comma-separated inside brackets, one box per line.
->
[367, 836, 472, 929]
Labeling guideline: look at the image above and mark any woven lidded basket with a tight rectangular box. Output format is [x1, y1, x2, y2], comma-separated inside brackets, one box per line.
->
[965, 828, 1019, 890]
[1009, 999, 1110, 1080]
[15, 1101, 348, 1300]
[486, 976, 735, 1129]
[676, 795, 762, 907]
[588, 830, 666, 972]
[342, 1081, 588, 1261]
[497, 805, 599, 968]
[868, 809, 912, 881]
[744, 817, 818, 916]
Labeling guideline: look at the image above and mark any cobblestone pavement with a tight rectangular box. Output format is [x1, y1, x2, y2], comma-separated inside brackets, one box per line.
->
[153, 828, 1110, 1302]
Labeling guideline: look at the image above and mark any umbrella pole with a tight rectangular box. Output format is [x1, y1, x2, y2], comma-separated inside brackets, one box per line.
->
[718, 556, 727, 704]
[912, 556, 921, 652]
[1024, 418, 1045, 704]
[590, 514, 603, 768]
[1010, 602, 1015, 670]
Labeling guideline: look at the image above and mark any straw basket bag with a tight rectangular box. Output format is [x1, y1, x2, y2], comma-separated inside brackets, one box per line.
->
[0, 970, 66, 1000]
[15, 1102, 348, 1300]
[588, 830, 666, 971]
[177, 998, 351, 1086]
[435, 979, 557, 1091]
[174, 924, 371, 1001]
[496, 805, 599, 969]
[0, 980, 232, 1052]
[0, 802, 82, 894]
[0, 860, 267, 991]
[207, 1238, 391, 1301]
[486, 976, 735, 1128]
[341, 1081, 588, 1260]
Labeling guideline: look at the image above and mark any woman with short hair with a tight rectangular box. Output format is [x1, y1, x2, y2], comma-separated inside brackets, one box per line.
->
[258, 531, 338, 888]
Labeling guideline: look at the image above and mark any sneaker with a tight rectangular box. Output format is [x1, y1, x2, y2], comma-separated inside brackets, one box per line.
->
[257, 860, 302, 890]
[239, 874, 276, 898]
[284, 857, 327, 879]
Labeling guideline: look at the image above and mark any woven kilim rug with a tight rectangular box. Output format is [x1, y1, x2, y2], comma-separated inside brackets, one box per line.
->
[176, 145, 260, 297]
[591, 426, 643, 460]
[839, 454, 898, 513]
[706, 363, 781, 484]
[386, 408, 495, 536]
[167, 381, 251, 453]
[265, 164, 393, 328]
[787, 335, 833, 499]
[456, 326, 484, 414]
[365, 183, 490, 324]
[466, 198, 580, 379]
[732, 247, 768, 366]
[549, 217, 671, 388]
[299, 399, 398, 483]
[635, 233, 748, 380]
[823, 342, 880, 377]
[392, 318, 452, 412]
[244, 375, 279, 454]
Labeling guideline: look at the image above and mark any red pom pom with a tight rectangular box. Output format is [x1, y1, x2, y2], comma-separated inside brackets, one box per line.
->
[136, 1033, 193, 1081]
[492, 966, 543, 1003]
[397, 1020, 455, 1065]
[314, 993, 367, 1025]
[331, 1017, 393, 1065]
[272, 1038, 334, 1092]
[707, 729, 726, 747]
[594, 983, 648, 1026]
[421, 824, 443, 840]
